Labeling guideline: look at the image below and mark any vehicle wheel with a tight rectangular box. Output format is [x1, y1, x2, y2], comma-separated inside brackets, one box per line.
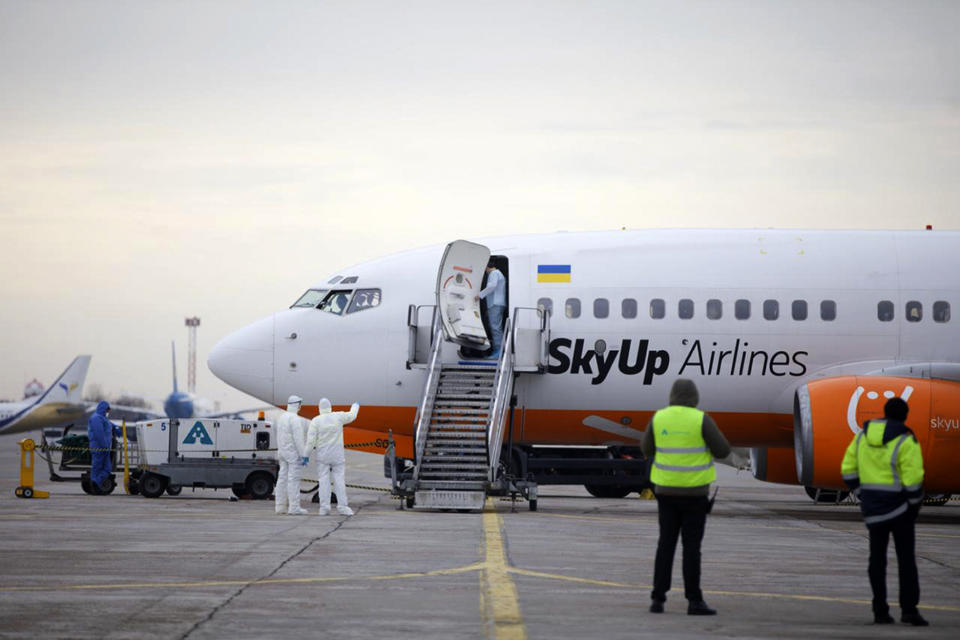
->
[924, 493, 951, 506]
[23, 487, 34, 499]
[99, 476, 116, 495]
[127, 479, 140, 495]
[245, 472, 274, 500]
[528, 498, 537, 512]
[405, 495, 415, 509]
[81, 476, 94, 495]
[140, 473, 167, 498]
[166, 484, 182, 496]
[584, 484, 632, 499]
[804, 486, 850, 503]
[231, 484, 250, 499]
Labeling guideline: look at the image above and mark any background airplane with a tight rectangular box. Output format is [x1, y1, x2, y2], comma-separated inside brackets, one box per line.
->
[0, 355, 91, 436]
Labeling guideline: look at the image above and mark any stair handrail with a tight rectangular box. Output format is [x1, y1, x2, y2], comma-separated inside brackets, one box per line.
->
[510, 306, 551, 370]
[487, 315, 515, 482]
[407, 304, 438, 368]
[412, 313, 444, 481]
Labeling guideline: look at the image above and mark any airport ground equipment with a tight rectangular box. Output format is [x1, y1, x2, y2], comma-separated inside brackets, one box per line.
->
[14, 439, 50, 499]
[136, 417, 278, 499]
[395, 301, 650, 510]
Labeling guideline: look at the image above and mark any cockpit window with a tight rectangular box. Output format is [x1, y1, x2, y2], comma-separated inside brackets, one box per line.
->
[291, 289, 329, 308]
[347, 289, 382, 314]
[341, 276, 359, 284]
[318, 289, 353, 315]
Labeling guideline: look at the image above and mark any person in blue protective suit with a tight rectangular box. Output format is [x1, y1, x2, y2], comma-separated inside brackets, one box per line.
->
[87, 401, 121, 492]
[475, 261, 506, 359]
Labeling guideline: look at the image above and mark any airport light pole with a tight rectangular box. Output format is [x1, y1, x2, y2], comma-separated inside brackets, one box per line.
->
[185, 316, 200, 394]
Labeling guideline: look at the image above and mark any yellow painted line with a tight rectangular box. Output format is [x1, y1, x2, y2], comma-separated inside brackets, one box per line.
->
[482, 499, 528, 640]
[700, 588, 960, 613]
[0, 563, 487, 593]
[0, 515, 34, 519]
[508, 567, 642, 589]
[532, 513, 645, 524]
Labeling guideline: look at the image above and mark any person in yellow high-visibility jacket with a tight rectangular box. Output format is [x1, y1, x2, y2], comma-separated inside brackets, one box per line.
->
[641, 378, 730, 616]
[841, 397, 928, 626]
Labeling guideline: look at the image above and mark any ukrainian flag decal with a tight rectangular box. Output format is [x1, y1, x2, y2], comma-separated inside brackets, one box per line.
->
[537, 264, 571, 283]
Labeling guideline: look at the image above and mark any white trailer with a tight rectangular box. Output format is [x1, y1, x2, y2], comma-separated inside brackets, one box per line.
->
[135, 418, 278, 499]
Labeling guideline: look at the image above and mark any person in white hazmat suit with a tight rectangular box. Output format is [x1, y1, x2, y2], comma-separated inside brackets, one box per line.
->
[275, 395, 310, 515]
[307, 398, 360, 515]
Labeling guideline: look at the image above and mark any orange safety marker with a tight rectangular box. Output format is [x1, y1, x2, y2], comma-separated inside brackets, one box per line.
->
[14, 439, 50, 499]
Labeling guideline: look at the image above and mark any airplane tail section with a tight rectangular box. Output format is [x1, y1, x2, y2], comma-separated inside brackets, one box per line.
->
[38, 355, 92, 405]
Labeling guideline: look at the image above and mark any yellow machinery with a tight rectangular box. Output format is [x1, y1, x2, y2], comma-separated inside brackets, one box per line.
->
[14, 439, 50, 499]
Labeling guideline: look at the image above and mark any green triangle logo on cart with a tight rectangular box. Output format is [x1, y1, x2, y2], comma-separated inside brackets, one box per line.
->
[183, 421, 214, 445]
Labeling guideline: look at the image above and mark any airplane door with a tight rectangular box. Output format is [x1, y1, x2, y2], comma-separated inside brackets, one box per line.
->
[437, 240, 490, 347]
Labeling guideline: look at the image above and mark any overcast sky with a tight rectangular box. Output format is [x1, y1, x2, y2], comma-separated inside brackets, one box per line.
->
[1, 0, 957, 408]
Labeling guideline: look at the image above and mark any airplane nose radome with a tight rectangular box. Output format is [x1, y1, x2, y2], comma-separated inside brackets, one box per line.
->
[208, 315, 275, 403]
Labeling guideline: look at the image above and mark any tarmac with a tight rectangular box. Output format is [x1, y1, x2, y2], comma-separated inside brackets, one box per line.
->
[1, 431, 958, 639]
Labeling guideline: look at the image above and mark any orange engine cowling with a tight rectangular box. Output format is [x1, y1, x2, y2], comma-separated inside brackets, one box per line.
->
[750, 446, 799, 485]
[794, 376, 960, 492]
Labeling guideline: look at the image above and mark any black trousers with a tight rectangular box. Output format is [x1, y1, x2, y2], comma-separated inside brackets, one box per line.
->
[868, 510, 920, 615]
[652, 494, 709, 602]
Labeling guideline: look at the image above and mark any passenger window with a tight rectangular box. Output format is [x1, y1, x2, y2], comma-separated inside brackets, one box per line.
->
[346, 289, 381, 314]
[678, 299, 694, 319]
[792, 300, 807, 321]
[621, 298, 637, 319]
[877, 300, 894, 322]
[820, 300, 837, 321]
[735, 299, 750, 320]
[933, 301, 950, 323]
[565, 298, 581, 319]
[594, 298, 609, 319]
[291, 289, 329, 309]
[537, 298, 553, 318]
[706, 299, 722, 320]
[650, 298, 665, 319]
[319, 290, 353, 315]
[905, 301, 922, 322]
[763, 300, 779, 321]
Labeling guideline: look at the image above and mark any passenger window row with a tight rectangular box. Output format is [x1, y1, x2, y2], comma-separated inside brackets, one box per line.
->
[878, 300, 950, 323]
[539, 296, 838, 321]
[539, 296, 952, 323]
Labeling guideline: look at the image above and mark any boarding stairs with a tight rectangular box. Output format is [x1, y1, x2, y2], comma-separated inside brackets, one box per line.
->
[397, 305, 549, 510]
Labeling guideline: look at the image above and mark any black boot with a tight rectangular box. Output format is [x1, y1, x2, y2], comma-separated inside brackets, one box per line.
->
[687, 600, 717, 615]
[649, 600, 664, 613]
[901, 612, 929, 626]
[873, 612, 894, 624]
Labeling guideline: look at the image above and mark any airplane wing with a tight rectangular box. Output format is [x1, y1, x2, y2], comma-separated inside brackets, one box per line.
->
[202, 406, 276, 419]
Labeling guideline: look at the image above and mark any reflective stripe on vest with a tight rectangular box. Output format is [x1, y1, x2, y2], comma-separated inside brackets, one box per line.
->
[649, 405, 715, 487]
[857, 420, 909, 492]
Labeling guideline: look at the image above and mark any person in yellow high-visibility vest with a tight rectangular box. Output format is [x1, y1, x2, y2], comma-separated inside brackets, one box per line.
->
[641, 378, 730, 616]
[841, 397, 928, 626]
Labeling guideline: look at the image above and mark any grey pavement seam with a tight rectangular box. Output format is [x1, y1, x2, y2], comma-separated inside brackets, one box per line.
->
[179, 504, 363, 639]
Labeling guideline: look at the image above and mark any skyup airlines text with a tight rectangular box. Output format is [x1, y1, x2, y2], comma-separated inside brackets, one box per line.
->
[548, 338, 808, 385]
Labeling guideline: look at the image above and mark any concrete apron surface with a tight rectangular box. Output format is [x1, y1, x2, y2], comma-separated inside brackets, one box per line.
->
[1, 433, 959, 639]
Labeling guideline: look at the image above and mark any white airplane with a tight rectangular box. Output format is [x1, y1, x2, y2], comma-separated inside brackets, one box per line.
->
[0, 356, 92, 436]
[208, 229, 960, 499]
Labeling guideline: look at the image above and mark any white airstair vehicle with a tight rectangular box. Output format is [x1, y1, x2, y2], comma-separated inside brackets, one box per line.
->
[389, 240, 550, 511]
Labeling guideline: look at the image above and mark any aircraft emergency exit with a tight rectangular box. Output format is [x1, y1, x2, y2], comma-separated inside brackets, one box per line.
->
[208, 229, 960, 499]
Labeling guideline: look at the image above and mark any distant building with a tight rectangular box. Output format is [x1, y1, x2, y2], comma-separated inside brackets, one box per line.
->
[23, 379, 44, 399]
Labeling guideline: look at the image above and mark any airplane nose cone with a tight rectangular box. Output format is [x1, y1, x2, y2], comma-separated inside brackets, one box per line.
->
[208, 315, 275, 403]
